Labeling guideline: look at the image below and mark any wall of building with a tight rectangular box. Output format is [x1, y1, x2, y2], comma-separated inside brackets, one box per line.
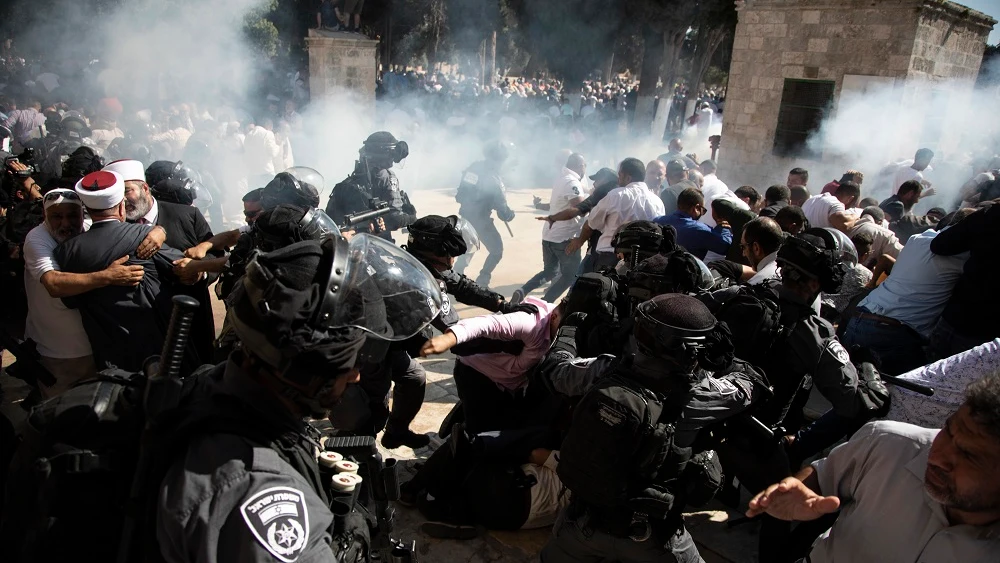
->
[718, 0, 995, 190]
[306, 30, 379, 110]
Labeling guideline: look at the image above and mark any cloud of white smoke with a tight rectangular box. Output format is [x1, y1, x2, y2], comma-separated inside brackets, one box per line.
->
[803, 77, 1000, 209]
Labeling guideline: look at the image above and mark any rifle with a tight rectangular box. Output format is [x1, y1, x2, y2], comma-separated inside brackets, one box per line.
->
[323, 434, 417, 562]
[117, 295, 200, 563]
[882, 374, 934, 396]
[343, 198, 392, 234]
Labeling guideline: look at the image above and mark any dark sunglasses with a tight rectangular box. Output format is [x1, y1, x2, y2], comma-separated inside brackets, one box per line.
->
[43, 190, 81, 203]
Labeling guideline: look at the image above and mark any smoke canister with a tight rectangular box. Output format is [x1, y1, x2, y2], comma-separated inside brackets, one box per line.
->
[318, 451, 344, 469]
[331, 472, 363, 493]
[334, 460, 359, 475]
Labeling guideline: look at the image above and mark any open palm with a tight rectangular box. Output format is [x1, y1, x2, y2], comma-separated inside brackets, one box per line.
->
[747, 477, 841, 521]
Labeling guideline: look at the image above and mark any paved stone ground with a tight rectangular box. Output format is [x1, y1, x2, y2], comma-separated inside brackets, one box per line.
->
[1, 188, 775, 562]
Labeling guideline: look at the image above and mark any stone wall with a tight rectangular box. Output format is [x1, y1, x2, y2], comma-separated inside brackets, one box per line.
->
[718, 0, 995, 189]
[910, 2, 993, 81]
[306, 30, 379, 110]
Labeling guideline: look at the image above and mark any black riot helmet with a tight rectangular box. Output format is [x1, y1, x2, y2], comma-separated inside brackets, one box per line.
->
[632, 293, 717, 372]
[777, 228, 847, 294]
[58, 112, 92, 140]
[627, 250, 705, 300]
[146, 160, 213, 208]
[261, 170, 322, 210]
[360, 131, 409, 167]
[61, 146, 105, 184]
[228, 235, 443, 417]
[482, 140, 511, 164]
[251, 204, 342, 252]
[611, 220, 673, 267]
[406, 214, 480, 259]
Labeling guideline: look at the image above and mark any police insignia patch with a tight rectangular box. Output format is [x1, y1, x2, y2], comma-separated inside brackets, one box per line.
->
[241, 486, 310, 562]
[827, 340, 851, 366]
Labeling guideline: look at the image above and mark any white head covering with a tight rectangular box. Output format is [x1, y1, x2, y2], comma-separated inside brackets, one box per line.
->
[42, 188, 83, 211]
[75, 170, 125, 210]
[103, 159, 146, 183]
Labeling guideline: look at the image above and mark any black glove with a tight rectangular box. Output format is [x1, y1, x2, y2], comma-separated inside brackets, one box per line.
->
[500, 301, 539, 315]
[562, 311, 588, 328]
[857, 361, 891, 417]
[497, 206, 515, 222]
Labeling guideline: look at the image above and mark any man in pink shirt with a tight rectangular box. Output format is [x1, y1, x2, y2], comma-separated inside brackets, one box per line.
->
[421, 296, 566, 432]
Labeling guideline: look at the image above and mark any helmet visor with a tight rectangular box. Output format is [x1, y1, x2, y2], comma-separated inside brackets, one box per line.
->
[301, 208, 342, 240]
[284, 166, 326, 195]
[318, 234, 442, 340]
[455, 217, 481, 254]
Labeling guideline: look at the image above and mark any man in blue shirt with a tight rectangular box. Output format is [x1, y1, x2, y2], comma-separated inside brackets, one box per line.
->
[655, 187, 732, 260]
[840, 213, 971, 375]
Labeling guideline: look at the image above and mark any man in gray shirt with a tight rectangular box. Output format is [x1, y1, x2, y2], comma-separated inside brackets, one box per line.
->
[659, 159, 698, 215]
[747, 372, 1000, 563]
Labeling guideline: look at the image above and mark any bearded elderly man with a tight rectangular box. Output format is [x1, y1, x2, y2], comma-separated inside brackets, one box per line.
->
[22, 189, 145, 396]
[105, 159, 219, 363]
[748, 372, 1000, 563]
[53, 170, 186, 372]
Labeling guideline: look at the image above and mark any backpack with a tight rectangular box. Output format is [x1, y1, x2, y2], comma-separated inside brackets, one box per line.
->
[564, 272, 622, 356]
[707, 282, 786, 371]
[557, 371, 688, 517]
[2, 369, 150, 563]
[565, 272, 619, 325]
[0, 364, 326, 563]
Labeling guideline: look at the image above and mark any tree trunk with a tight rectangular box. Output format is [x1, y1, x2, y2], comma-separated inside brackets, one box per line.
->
[428, 1, 442, 72]
[486, 30, 497, 88]
[635, 28, 662, 136]
[602, 51, 615, 83]
[658, 28, 687, 97]
[688, 25, 730, 96]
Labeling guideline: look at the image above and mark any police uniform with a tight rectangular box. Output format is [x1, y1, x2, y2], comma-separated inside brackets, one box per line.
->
[158, 236, 438, 563]
[157, 357, 344, 563]
[326, 133, 416, 241]
[454, 159, 514, 286]
[537, 295, 763, 563]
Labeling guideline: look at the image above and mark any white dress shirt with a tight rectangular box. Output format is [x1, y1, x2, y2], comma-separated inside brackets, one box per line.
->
[587, 182, 665, 252]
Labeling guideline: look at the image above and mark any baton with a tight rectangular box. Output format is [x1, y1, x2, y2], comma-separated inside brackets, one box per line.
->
[502, 220, 514, 237]
[882, 374, 934, 396]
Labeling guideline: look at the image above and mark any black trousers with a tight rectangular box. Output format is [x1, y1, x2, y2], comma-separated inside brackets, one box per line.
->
[452, 361, 560, 435]
[409, 433, 532, 531]
[455, 215, 504, 286]
[359, 350, 426, 436]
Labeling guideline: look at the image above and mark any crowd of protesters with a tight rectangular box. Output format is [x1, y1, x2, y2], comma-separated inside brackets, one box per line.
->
[0, 27, 998, 563]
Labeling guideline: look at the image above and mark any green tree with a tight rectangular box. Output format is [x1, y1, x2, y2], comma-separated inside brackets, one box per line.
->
[244, 0, 281, 58]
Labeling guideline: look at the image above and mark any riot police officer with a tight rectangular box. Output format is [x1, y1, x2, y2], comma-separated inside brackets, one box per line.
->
[157, 234, 443, 563]
[405, 214, 539, 319]
[536, 294, 764, 562]
[326, 131, 416, 240]
[704, 228, 888, 562]
[453, 140, 516, 287]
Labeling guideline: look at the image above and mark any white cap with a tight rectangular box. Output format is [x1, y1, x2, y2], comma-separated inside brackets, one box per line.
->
[103, 159, 146, 184]
[75, 170, 125, 210]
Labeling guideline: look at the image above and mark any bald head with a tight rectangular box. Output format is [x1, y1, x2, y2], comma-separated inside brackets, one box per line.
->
[669, 138, 683, 153]
[566, 153, 587, 177]
[645, 160, 666, 191]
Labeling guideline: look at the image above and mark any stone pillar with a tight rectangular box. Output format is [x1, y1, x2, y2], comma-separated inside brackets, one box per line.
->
[306, 30, 379, 110]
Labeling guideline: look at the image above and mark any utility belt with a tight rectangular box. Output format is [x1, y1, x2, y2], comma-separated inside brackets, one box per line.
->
[567, 498, 682, 543]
